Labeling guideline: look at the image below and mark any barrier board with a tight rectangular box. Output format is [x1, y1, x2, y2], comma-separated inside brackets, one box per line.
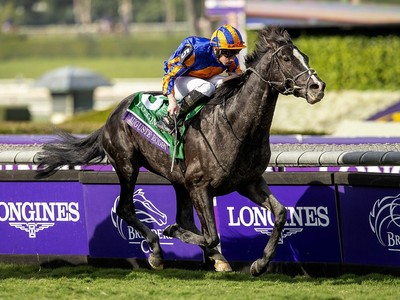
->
[0, 170, 399, 269]
[0, 181, 87, 255]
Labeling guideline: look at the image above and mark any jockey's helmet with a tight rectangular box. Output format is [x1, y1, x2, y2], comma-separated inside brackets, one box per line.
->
[210, 24, 246, 50]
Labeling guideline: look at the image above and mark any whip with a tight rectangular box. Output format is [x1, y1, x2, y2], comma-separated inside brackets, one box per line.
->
[170, 114, 178, 172]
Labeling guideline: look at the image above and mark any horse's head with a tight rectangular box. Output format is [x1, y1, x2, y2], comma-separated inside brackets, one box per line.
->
[246, 26, 325, 104]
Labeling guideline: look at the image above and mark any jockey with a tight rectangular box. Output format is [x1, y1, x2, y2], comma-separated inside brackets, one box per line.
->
[156, 24, 246, 133]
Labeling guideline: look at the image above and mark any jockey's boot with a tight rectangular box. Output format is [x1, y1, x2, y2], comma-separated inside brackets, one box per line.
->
[156, 90, 209, 134]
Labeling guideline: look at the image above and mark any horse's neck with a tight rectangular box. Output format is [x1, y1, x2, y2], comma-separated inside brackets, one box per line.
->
[225, 73, 279, 142]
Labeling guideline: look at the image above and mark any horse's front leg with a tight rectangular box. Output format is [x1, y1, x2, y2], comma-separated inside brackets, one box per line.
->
[163, 184, 232, 272]
[238, 176, 287, 276]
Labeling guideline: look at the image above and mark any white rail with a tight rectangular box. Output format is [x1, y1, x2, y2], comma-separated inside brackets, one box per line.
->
[2, 149, 400, 167]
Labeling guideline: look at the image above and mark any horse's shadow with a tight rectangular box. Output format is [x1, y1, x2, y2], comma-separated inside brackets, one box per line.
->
[87, 212, 205, 269]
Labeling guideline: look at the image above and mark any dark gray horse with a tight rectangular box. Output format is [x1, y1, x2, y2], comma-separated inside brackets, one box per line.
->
[36, 26, 325, 276]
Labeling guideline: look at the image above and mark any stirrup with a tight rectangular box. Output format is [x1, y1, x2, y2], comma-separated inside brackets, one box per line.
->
[156, 116, 175, 134]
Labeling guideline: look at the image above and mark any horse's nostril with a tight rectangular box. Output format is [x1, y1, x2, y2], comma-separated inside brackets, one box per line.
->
[310, 83, 321, 90]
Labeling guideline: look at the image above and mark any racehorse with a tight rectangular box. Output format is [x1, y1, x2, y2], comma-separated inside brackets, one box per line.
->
[36, 26, 325, 276]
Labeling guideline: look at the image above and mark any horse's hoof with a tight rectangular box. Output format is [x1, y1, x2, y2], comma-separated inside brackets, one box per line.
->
[250, 259, 267, 277]
[148, 254, 164, 270]
[163, 224, 178, 237]
[214, 259, 232, 272]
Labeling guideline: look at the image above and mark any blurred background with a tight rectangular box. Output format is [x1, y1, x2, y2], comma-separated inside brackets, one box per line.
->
[0, 0, 399, 136]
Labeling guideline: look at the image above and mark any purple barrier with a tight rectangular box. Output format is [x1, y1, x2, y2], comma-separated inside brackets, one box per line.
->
[0, 181, 87, 255]
[284, 166, 400, 174]
[338, 185, 400, 266]
[0, 135, 59, 144]
[215, 186, 341, 263]
[83, 183, 203, 261]
[283, 136, 400, 144]
[1, 170, 399, 269]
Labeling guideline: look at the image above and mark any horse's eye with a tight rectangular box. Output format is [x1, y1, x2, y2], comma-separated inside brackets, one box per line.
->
[283, 56, 290, 62]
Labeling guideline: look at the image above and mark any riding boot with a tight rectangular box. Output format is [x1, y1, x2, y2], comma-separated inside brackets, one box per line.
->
[156, 90, 209, 134]
[179, 90, 209, 115]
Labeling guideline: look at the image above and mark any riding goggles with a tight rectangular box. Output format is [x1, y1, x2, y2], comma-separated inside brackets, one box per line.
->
[219, 49, 241, 58]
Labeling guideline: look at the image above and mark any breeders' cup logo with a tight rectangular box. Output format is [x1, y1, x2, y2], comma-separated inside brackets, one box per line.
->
[0, 202, 80, 238]
[369, 194, 400, 251]
[227, 206, 330, 243]
[111, 189, 173, 253]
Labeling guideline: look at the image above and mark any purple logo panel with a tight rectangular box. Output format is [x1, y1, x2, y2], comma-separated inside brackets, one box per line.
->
[0, 182, 87, 255]
[216, 185, 340, 263]
[83, 184, 203, 261]
[338, 186, 400, 266]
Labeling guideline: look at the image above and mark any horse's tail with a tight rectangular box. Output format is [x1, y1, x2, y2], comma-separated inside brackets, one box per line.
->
[35, 126, 106, 178]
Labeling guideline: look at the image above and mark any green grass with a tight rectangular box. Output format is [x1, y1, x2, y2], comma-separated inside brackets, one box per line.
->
[0, 57, 164, 79]
[0, 264, 399, 300]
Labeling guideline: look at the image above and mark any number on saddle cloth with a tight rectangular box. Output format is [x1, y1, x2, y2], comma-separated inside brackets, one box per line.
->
[139, 93, 169, 120]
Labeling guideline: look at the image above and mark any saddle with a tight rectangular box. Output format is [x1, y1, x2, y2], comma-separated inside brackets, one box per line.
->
[122, 92, 204, 160]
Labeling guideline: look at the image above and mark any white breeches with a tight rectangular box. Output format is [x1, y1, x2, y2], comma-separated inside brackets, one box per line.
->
[173, 75, 226, 101]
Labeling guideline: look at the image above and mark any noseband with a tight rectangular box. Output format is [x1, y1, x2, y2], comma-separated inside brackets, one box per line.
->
[247, 44, 317, 96]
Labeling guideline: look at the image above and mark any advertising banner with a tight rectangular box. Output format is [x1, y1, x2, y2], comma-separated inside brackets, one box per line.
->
[83, 184, 203, 261]
[215, 185, 341, 263]
[2, 168, 400, 269]
[339, 185, 400, 266]
[0, 182, 87, 255]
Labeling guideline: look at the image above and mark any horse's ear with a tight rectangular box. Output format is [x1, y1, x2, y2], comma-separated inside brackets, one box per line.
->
[282, 28, 292, 43]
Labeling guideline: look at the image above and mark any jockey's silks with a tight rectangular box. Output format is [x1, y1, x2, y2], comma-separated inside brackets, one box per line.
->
[162, 36, 242, 96]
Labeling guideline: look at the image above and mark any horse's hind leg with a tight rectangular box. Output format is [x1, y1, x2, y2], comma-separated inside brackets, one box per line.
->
[163, 184, 232, 272]
[110, 155, 164, 270]
[238, 177, 287, 276]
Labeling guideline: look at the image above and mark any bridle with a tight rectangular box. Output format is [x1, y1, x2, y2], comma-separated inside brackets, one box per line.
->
[247, 44, 317, 98]
[220, 44, 317, 146]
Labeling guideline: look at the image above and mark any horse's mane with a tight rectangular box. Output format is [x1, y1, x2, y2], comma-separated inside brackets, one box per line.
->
[245, 26, 292, 68]
[209, 26, 292, 105]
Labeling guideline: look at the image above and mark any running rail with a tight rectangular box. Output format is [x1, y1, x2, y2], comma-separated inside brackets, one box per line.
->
[0, 150, 108, 165]
[269, 150, 400, 167]
[1, 148, 400, 167]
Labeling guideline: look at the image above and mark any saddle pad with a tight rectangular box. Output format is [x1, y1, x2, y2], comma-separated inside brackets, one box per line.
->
[122, 92, 204, 160]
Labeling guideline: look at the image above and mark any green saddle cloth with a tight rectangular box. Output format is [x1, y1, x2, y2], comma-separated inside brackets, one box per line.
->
[122, 92, 204, 160]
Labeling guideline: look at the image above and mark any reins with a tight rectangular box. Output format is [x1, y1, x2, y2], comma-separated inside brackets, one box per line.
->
[219, 45, 284, 146]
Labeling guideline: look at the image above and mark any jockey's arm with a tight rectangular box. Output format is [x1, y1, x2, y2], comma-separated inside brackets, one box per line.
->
[162, 64, 186, 116]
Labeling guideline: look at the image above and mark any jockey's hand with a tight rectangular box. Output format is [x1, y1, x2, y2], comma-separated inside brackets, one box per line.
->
[223, 73, 239, 82]
[167, 94, 179, 116]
